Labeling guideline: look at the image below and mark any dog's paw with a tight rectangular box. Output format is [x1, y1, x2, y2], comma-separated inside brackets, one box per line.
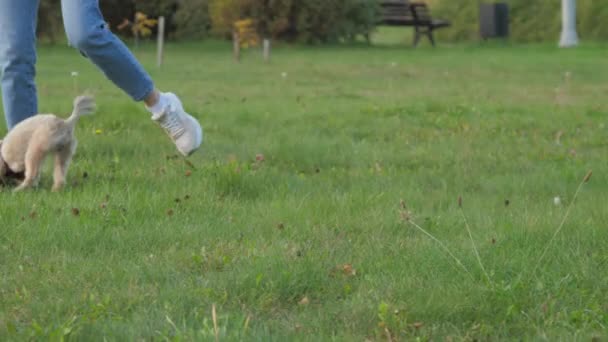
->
[13, 182, 31, 193]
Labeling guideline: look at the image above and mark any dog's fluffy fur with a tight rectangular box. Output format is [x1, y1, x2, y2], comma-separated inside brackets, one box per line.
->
[0, 96, 95, 191]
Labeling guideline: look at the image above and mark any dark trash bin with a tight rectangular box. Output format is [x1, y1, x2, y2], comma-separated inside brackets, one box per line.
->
[479, 2, 509, 39]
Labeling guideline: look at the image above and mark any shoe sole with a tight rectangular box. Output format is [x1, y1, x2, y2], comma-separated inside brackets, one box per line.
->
[181, 114, 203, 157]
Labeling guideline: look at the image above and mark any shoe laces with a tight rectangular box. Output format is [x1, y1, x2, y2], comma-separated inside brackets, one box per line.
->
[158, 106, 186, 139]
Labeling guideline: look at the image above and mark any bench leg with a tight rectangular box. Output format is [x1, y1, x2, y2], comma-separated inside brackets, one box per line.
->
[414, 27, 437, 47]
[413, 28, 421, 47]
[427, 29, 436, 47]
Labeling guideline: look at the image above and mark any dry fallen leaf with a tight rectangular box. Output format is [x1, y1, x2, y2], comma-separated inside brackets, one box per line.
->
[185, 170, 192, 177]
[298, 296, 309, 306]
[342, 264, 356, 276]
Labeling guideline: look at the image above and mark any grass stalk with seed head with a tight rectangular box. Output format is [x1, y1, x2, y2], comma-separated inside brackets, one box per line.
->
[530, 170, 592, 277]
[71, 71, 79, 95]
[212, 304, 219, 342]
[458, 196, 493, 286]
[243, 315, 251, 334]
[400, 200, 475, 281]
[384, 327, 393, 342]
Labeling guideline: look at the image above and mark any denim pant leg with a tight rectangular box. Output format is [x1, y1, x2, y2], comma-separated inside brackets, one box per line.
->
[61, 0, 154, 102]
[0, 0, 39, 129]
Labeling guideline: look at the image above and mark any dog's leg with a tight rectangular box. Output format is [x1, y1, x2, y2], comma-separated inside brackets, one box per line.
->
[0, 157, 6, 185]
[0, 141, 6, 185]
[52, 141, 76, 192]
[0, 162, 7, 186]
[14, 145, 47, 192]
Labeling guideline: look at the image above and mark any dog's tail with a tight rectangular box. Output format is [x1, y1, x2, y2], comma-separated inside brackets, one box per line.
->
[66, 95, 96, 127]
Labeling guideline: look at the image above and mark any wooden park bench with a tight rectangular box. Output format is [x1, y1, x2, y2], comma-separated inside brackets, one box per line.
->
[379, 0, 451, 47]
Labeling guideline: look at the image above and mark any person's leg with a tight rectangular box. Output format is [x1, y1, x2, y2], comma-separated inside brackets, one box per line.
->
[0, 0, 40, 129]
[61, 0, 202, 156]
[61, 0, 154, 102]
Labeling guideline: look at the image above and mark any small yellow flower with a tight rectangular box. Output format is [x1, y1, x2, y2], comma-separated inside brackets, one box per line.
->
[95, 129, 103, 135]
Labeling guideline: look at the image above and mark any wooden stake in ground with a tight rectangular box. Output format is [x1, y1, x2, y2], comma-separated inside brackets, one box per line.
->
[156, 16, 165, 68]
[233, 31, 241, 62]
[263, 38, 271, 62]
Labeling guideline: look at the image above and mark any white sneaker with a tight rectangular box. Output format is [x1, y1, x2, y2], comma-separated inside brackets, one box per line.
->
[152, 93, 203, 156]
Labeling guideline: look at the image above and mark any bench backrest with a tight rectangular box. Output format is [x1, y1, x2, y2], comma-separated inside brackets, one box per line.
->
[380, 0, 414, 23]
[410, 3, 432, 23]
[379, 1, 432, 25]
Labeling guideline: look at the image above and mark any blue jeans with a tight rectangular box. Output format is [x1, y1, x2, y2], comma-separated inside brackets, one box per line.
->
[0, 0, 154, 129]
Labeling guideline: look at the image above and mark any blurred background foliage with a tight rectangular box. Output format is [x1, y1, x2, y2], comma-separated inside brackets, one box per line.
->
[35, 0, 608, 44]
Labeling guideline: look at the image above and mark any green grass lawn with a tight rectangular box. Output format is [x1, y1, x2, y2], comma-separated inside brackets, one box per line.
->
[1, 35, 608, 340]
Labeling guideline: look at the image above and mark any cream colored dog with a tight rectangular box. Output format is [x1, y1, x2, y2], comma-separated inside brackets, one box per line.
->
[0, 95, 95, 192]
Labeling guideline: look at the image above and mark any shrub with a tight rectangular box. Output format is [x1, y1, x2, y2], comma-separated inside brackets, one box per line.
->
[132, 0, 179, 37]
[341, 0, 381, 41]
[433, 0, 608, 42]
[37, 0, 62, 43]
[249, 0, 293, 39]
[208, 0, 250, 38]
[173, 0, 211, 39]
[292, 0, 342, 43]
[35, 0, 608, 44]
[100, 0, 137, 31]
[100, 0, 178, 38]
[567, 0, 608, 41]
[133, 0, 178, 18]
[208, 0, 378, 43]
